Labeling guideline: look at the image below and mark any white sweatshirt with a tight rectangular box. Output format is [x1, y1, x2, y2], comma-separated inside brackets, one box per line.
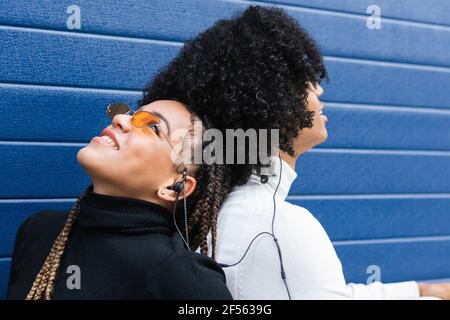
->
[207, 157, 420, 299]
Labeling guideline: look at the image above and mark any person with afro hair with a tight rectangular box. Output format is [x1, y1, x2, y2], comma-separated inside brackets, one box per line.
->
[139, 5, 450, 300]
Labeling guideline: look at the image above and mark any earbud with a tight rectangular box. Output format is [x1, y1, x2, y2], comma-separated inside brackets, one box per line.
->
[171, 168, 191, 252]
[169, 168, 188, 194]
[170, 181, 185, 193]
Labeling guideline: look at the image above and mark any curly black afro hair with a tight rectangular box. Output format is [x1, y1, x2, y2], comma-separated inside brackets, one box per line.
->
[139, 5, 328, 187]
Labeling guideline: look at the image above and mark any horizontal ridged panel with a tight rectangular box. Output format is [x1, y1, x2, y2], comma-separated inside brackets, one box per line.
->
[0, 258, 11, 299]
[1, 28, 450, 108]
[1, 0, 450, 67]
[289, 197, 450, 241]
[249, 0, 450, 27]
[2, 85, 450, 150]
[0, 27, 179, 90]
[335, 240, 450, 283]
[0, 145, 90, 198]
[293, 149, 450, 195]
[1, 146, 450, 197]
[320, 104, 450, 150]
[0, 203, 70, 257]
[322, 57, 450, 109]
[1, 0, 449, 295]
[0, 84, 140, 142]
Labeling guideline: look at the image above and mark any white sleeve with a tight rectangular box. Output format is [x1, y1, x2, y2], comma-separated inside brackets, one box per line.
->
[347, 281, 420, 300]
[281, 205, 421, 300]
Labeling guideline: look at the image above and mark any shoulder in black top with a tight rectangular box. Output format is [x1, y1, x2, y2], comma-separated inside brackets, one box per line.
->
[7, 186, 232, 300]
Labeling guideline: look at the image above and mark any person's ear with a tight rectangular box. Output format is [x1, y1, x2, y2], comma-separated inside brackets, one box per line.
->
[179, 175, 196, 199]
[156, 176, 197, 202]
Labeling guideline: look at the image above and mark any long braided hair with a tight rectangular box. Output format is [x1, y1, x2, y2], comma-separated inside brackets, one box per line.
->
[26, 112, 233, 300]
[174, 113, 233, 258]
[187, 163, 231, 258]
[185, 114, 233, 258]
[26, 186, 89, 300]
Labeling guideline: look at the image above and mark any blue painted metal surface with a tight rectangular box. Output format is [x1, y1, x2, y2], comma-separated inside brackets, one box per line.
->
[0, 0, 449, 298]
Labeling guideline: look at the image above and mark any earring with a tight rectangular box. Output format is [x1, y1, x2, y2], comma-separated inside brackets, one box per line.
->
[161, 190, 166, 195]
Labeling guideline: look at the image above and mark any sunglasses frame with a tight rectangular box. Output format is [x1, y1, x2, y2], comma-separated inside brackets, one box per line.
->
[106, 102, 181, 152]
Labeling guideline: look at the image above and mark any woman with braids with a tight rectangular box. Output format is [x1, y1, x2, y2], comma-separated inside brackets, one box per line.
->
[141, 6, 450, 299]
[7, 99, 233, 300]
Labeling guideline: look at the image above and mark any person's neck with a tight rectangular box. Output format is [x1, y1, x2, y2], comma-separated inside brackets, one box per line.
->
[278, 150, 299, 171]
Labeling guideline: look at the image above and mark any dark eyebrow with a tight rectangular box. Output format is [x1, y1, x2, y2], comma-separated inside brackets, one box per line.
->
[150, 110, 171, 136]
[136, 106, 171, 136]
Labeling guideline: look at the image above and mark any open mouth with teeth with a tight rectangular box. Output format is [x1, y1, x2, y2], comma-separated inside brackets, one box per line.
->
[318, 108, 328, 123]
[98, 135, 119, 150]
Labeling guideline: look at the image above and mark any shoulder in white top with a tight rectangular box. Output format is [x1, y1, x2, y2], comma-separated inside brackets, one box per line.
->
[207, 156, 420, 300]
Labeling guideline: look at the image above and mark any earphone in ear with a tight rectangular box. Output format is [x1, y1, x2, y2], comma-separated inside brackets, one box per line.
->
[171, 168, 191, 251]
[169, 168, 188, 194]
[170, 180, 185, 193]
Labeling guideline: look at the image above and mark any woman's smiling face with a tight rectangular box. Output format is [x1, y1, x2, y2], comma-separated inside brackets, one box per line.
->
[77, 100, 197, 207]
[292, 82, 328, 155]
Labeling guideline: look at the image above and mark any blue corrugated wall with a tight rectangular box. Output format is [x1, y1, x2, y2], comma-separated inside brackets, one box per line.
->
[1, 0, 449, 299]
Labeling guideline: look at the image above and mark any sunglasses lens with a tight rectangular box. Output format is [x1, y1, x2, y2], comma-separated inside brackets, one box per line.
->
[106, 103, 131, 119]
[131, 111, 161, 128]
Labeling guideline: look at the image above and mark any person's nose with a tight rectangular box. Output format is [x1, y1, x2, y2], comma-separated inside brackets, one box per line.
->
[112, 113, 132, 133]
[308, 81, 323, 97]
[314, 83, 324, 97]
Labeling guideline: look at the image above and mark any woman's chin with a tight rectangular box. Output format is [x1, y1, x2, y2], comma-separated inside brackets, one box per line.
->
[77, 147, 102, 172]
[314, 129, 328, 146]
[320, 129, 328, 142]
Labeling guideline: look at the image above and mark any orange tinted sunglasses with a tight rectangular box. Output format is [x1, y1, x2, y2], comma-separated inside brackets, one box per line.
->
[106, 102, 176, 150]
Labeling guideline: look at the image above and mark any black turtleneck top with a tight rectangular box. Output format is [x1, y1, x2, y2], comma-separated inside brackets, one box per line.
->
[6, 185, 232, 300]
